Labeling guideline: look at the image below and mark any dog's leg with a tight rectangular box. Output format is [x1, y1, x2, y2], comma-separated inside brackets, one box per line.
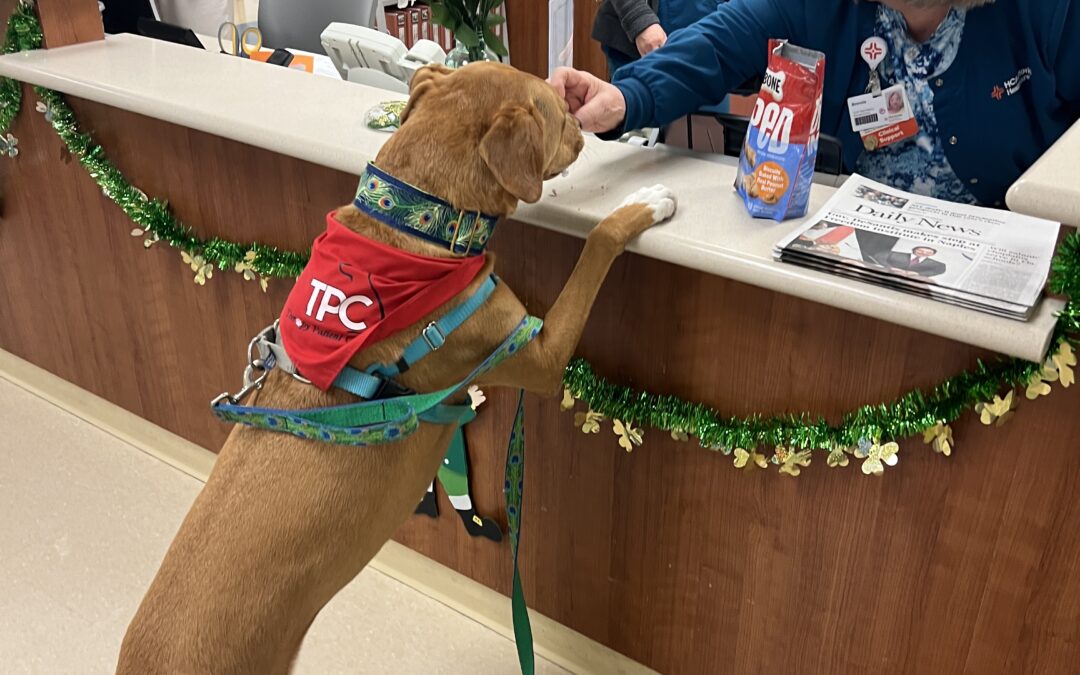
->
[117, 416, 459, 675]
[483, 184, 676, 395]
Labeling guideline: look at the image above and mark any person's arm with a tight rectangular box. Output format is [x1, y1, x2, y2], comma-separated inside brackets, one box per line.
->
[612, 0, 796, 132]
[608, 0, 661, 45]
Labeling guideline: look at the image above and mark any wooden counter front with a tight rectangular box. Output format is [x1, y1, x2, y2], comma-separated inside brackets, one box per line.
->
[3, 89, 1079, 674]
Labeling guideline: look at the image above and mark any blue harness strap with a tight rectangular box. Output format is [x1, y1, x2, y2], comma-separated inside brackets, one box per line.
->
[332, 275, 499, 398]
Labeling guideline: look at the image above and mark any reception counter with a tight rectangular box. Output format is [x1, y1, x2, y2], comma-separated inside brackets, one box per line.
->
[3, 25, 1080, 675]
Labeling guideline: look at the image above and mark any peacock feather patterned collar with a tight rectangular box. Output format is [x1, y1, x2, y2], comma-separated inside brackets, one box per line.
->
[353, 164, 499, 257]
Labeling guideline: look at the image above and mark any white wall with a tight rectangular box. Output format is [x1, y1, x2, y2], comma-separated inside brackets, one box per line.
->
[548, 0, 573, 75]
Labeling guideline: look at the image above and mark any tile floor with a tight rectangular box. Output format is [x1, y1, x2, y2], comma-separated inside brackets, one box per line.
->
[0, 377, 567, 675]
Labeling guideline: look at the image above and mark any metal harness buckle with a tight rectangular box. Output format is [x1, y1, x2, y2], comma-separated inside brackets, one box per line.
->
[421, 322, 445, 351]
[448, 210, 482, 257]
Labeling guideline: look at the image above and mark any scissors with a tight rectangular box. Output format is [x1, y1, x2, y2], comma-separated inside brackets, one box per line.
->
[218, 22, 263, 58]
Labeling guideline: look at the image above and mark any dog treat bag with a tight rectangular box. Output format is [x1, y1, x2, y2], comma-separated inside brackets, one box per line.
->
[735, 39, 826, 221]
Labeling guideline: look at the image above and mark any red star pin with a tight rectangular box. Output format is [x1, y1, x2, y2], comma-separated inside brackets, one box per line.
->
[991, 85, 1005, 100]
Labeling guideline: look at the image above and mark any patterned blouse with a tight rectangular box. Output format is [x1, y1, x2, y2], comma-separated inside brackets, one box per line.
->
[854, 5, 979, 205]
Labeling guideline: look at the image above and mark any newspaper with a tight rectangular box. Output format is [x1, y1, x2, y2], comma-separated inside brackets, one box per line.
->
[773, 176, 1061, 319]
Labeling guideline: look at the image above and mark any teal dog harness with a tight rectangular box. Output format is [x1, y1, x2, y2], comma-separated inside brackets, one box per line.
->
[212, 298, 540, 446]
[210, 165, 541, 674]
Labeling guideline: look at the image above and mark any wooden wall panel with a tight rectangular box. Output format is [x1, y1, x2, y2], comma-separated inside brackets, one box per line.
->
[35, 0, 104, 48]
[0, 87, 353, 448]
[573, 0, 608, 79]
[506, 0, 548, 78]
[3, 91, 1080, 674]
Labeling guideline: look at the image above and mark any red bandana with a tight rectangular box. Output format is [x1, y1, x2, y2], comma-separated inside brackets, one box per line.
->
[280, 213, 487, 390]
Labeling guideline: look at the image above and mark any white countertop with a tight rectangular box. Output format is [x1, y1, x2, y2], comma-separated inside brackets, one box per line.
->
[1007, 118, 1080, 226]
[0, 33, 1065, 362]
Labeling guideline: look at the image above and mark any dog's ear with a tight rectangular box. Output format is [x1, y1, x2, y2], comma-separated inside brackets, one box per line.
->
[400, 64, 453, 125]
[478, 104, 546, 204]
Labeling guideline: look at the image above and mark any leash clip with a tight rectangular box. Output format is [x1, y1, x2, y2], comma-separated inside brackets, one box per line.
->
[210, 332, 272, 407]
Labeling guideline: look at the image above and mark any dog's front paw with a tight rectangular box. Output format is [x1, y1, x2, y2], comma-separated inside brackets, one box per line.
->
[594, 184, 677, 252]
[617, 184, 677, 224]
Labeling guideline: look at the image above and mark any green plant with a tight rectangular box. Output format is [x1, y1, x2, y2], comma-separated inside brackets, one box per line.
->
[422, 0, 507, 62]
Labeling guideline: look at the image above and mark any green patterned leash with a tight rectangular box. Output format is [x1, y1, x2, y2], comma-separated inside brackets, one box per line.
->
[505, 389, 533, 674]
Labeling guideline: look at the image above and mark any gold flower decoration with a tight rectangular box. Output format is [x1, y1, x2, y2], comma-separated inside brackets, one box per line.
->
[1, 132, 19, 158]
[1025, 360, 1059, 400]
[975, 390, 1016, 427]
[560, 388, 576, 411]
[855, 440, 899, 476]
[670, 430, 689, 442]
[826, 446, 851, 468]
[921, 423, 954, 456]
[35, 100, 54, 122]
[574, 410, 604, 434]
[733, 447, 768, 471]
[1025, 377, 1053, 400]
[233, 251, 269, 292]
[773, 446, 812, 477]
[613, 419, 643, 452]
[1053, 342, 1076, 388]
[181, 250, 213, 285]
[130, 227, 160, 248]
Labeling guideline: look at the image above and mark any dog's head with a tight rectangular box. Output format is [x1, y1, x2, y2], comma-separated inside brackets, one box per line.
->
[394, 62, 585, 206]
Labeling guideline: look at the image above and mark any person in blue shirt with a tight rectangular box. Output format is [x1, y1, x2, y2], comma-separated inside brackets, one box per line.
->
[553, 0, 1080, 207]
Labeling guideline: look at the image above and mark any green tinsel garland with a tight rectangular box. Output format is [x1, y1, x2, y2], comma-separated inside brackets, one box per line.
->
[0, 1, 40, 142]
[563, 353, 1043, 454]
[2, 4, 1078, 470]
[1, 5, 307, 279]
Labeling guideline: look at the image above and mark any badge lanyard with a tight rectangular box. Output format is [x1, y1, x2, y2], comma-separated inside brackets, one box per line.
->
[847, 36, 919, 151]
[862, 37, 887, 94]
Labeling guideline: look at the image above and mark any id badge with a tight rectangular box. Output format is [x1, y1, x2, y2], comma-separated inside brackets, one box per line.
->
[848, 84, 910, 132]
[847, 84, 919, 150]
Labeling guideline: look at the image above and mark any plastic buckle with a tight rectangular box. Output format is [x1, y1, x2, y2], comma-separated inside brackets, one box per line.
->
[372, 374, 415, 400]
[422, 322, 446, 351]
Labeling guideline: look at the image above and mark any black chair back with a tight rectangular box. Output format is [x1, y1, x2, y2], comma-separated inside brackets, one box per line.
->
[711, 112, 844, 176]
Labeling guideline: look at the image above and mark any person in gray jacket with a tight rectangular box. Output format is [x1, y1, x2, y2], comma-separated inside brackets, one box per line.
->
[592, 0, 724, 76]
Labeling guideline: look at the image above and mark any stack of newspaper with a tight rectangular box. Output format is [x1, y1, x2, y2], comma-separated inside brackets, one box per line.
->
[773, 176, 1061, 320]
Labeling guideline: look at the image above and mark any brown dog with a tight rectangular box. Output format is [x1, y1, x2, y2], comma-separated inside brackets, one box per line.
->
[116, 62, 675, 674]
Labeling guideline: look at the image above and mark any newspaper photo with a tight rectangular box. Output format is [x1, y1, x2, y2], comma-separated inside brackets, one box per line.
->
[773, 176, 1061, 319]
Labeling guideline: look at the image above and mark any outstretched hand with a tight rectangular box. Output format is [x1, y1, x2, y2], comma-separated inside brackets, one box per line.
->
[548, 67, 627, 134]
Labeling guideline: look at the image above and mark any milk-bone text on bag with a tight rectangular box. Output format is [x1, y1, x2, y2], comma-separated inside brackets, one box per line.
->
[736, 39, 826, 222]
